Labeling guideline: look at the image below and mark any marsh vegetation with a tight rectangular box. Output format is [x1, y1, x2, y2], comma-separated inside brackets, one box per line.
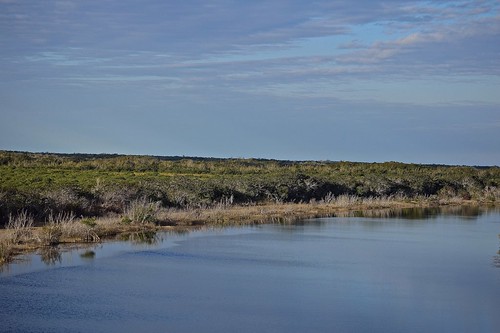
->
[0, 150, 498, 265]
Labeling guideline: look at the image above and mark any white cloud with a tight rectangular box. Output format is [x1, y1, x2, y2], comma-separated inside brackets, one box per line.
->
[2, 0, 499, 105]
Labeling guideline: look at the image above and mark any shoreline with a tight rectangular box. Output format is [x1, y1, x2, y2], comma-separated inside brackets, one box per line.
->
[0, 198, 496, 266]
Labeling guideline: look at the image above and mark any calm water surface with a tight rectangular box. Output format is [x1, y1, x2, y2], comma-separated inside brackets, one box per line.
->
[1, 208, 499, 333]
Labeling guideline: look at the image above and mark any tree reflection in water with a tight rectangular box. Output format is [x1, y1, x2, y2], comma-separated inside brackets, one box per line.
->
[120, 231, 161, 245]
[494, 235, 500, 268]
[494, 255, 500, 268]
[39, 246, 61, 265]
[331, 206, 483, 220]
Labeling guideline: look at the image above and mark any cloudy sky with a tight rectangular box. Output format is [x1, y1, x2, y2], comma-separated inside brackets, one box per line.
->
[1, 0, 499, 165]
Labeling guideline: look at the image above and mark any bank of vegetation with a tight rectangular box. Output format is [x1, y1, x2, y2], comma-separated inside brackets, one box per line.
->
[0, 150, 499, 265]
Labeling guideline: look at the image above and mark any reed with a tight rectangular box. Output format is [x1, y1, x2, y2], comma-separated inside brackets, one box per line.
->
[0, 194, 489, 267]
[123, 198, 160, 225]
[6, 210, 34, 244]
[0, 238, 14, 265]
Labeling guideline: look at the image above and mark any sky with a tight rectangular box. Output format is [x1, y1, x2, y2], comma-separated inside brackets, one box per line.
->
[1, 0, 499, 165]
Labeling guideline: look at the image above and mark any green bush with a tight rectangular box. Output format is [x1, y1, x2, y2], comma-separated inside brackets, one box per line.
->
[0, 150, 498, 225]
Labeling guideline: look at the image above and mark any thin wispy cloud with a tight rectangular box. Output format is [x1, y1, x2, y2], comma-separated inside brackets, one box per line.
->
[0, 0, 498, 164]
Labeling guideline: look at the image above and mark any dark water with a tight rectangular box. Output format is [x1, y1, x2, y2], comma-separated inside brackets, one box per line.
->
[1, 208, 500, 333]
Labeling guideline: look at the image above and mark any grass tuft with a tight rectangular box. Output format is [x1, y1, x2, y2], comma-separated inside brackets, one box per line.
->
[0, 238, 14, 265]
[7, 210, 34, 244]
[123, 199, 160, 225]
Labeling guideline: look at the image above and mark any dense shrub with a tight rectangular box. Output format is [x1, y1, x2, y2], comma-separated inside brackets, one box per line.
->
[0, 151, 498, 226]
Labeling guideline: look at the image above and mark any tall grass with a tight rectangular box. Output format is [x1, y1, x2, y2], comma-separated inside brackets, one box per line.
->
[1, 210, 34, 264]
[38, 212, 76, 246]
[7, 210, 34, 244]
[37, 212, 101, 245]
[0, 237, 14, 265]
[123, 199, 160, 225]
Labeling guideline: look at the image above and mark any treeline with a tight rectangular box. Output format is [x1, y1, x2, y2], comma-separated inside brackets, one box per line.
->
[0, 150, 498, 225]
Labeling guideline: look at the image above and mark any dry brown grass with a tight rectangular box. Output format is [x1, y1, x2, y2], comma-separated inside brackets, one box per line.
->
[122, 198, 160, 224]
[6, 210, 34, 244]
[0, 235, 14, 265]
[156, 195, 431, 227]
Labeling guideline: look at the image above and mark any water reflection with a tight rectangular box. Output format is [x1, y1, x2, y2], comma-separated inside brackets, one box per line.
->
[331, 205, 488, 220]
[494, 255, 500, 268]
[494, 235, 500, 268]
[119, 231, 162, 245]
[80, 250, 96, 260]
[2, 206, 498, 271]
[2, 208, 498, 333]
[39, 246, 62, 266]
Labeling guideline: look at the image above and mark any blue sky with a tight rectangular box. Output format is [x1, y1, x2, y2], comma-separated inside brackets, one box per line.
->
[1, 0, 499, 165]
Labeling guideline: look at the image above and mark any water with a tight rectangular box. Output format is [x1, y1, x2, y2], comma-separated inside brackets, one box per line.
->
[1, 208, 499, 333]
